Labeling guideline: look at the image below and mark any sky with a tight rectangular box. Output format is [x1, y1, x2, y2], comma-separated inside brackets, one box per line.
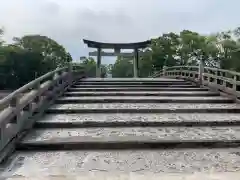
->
[0, 0, 240, 64]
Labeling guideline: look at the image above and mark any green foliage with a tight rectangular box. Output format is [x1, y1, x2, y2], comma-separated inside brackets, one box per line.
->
[0, 46, 47, 89]
[0, 30, 73, 90]
[76, 57, 107, 78]
[111, 27, 240, 77]
[0, 28, 4, 46]
[13, 35, 72, 69]
[111, 56, 134, 78]
[79, 57, 96, 77]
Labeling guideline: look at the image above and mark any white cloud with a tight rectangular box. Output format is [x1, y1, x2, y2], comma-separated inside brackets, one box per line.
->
[0, 0, 240, 63]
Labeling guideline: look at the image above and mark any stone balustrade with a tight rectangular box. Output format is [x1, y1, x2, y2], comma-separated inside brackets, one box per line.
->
[156, 64, 240, 99]
[0, 64, 84, 162]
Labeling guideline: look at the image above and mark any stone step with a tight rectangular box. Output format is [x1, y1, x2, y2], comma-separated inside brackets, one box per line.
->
[3, 149, 240, 177]
[67, 87, 208, 92]
[55, 96, 233, 104]
[46, 103, 240, 114]
[75, 81, 192, 85]
[35, 113, 240, 128]
[18, 127, 240, 150]
[73, 84, 196, 88]
[63, 91, 220, 97]
[81, 78, 185, 82]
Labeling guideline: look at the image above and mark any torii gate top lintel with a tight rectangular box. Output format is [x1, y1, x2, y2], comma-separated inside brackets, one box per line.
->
[83, 39, 151, 49]
[83, 39, 150, 78]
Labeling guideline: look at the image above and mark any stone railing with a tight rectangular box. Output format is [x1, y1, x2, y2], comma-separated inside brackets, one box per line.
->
[155, 64, 240, 99]
[0, 64, 84, 162]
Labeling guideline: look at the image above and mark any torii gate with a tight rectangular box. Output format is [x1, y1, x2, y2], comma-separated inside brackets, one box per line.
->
[83, 39, 151, 78]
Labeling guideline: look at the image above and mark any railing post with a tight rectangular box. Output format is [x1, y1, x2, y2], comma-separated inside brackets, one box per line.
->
[67, 63, 73, 83]
[68, 63, 73, 72]
[199, 59, 204, 86]
[163, 66, 167, 77]
[9, 95, 20, 123]
[233, 75, 237, 92]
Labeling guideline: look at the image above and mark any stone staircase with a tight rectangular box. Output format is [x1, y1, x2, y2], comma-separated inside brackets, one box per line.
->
[3, 78, 240, 179]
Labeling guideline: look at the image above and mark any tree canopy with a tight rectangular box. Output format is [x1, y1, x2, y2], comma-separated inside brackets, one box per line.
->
[0, 30, 73, 89]
[2, 26, 240, 88]
[110, 27, 240, 77]
[76, 56, 107, 78]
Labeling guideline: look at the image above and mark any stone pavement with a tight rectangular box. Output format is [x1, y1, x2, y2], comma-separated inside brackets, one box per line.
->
[1, 78, 240, 179]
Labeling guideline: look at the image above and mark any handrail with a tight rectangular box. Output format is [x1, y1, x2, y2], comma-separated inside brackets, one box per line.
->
[0, 64, 84, 162]
[155, 64, 240, 99]
[0, 67, 67, 111]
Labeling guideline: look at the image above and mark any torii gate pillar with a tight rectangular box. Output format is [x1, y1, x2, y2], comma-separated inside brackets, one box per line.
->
[96, 47, 101, 77]
[133, 48, 139, 78]
[83, 39, 150, 78]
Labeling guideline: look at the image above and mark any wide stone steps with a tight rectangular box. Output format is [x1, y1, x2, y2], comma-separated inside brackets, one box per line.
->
[64, 91, 220, 97]
[3, 78, 240, 178]
[55, 96, 233, 104]
[34, 113, 240, 128]
[4, 149, 240, 177]
[17, 127, 240, 150]
[68, 87, 208, 92]
[46, 103, 240, 113]
[75, 81, 191, 85]
[72, 84, 196, 88]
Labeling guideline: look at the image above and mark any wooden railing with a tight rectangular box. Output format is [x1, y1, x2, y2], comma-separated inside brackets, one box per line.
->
[155, 64, 240, 99]
[0, 64, 84, 162]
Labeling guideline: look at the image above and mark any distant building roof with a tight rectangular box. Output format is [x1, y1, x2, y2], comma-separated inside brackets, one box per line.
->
[83, 39, 151, 49]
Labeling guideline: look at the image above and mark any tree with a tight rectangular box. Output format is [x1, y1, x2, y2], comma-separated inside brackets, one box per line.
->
[0, 32, 73, 89]
[111, 56, 134, 77]
[0, 28, 4, 46]
[13, 35, 72, 71]
[0, 46, 45, 89]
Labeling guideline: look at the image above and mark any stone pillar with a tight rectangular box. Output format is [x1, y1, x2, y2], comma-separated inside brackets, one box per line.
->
[163, 66, 167, 77]
[133, 48, 139, 78]
[199, 59, 204, 86]
[96, 47, 101, 77]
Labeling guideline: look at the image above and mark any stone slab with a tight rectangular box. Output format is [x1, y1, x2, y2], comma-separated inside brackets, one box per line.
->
[81, 78, 185, 82]
[46, 103, 240, 114]
[67, 87, 208, 92]
[36, 113, 240, 123]
[21, 126, 240, 143]
[63, 91, 219, 97]
[59, 96, 229, 100]
[55, 96, 233, 104]
[35, 113, 240, 127]
[2, 149, 240, 178]
[75, 80, 191, 85]
[3, 172, 240, 180]
[73, 85, 195, 88]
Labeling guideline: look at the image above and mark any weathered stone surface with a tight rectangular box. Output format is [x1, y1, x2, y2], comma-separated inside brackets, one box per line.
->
[64, 91, 220, 97]
[35, 113, 240, 128]
[68, 87, 206, 92]
[81, 78, 185, 82]
[55, 96, 233, 104]
[73, 85, 195, 88]
[37, 113, 240, 123]
[21, 127, 240, 143]
[3, 149, 240, 177]
[58, 96, 230, 100]
[4, 173, 240, 180]
[48, 103, 240, 110]
[3, 77, 240, 179]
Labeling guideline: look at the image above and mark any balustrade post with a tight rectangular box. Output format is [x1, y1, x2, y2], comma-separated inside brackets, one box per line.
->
[68, 64, 73, 83]
[199, 59, 204, 86]
[10, 96, 19, 108]
[163, 66, 167, 77]
[10, 95, 20, 123]
[34, 81, 41, 105]
[233, 75, 237, 92]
